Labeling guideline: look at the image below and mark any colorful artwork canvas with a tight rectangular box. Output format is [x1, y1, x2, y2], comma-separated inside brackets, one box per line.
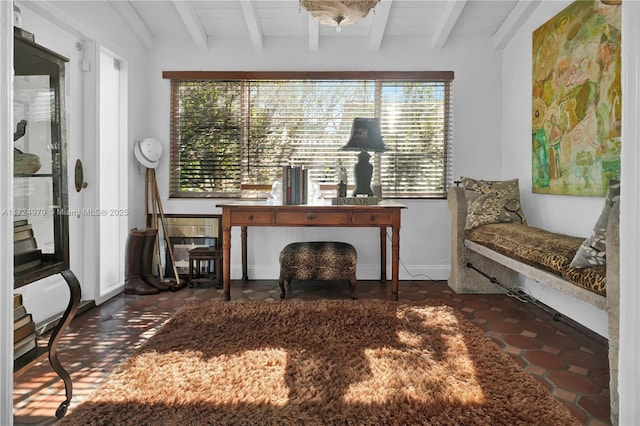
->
[532, 0, 621, 196]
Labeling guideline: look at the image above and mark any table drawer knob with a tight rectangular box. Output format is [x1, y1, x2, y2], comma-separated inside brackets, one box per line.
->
[370, 215, 376, 221]
[306, 213, 317, 220]
[248, 214, 254, 220]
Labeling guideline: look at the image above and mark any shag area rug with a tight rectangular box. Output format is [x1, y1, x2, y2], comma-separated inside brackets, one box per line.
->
[61, 300, 578, 425]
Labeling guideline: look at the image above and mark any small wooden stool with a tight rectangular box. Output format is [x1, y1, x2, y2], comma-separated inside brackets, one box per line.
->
[188, 247, 222, 288]
[278, 241, 357, 299]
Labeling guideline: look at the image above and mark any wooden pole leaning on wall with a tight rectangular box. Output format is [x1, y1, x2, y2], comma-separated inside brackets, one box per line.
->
[145, 168, 186, 291]
[145, 168, 149, 226]
[151, 169, 185, 290]
[146, 168, 162, 281]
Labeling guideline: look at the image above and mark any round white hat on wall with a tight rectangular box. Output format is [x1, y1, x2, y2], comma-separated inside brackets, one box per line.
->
[134, 138, 163, 169]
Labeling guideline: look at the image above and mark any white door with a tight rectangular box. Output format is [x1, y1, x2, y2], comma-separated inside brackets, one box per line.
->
[95, 47, 128, 303]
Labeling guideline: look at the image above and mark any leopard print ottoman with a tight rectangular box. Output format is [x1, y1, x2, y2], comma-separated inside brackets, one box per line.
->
[278, 241, 357, 299]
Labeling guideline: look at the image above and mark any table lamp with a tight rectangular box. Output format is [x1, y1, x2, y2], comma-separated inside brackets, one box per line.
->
[340, 117, 389, 196]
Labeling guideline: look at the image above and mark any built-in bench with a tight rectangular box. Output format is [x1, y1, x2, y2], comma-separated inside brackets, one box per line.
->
[447, 184, 620, 424]
[448, 186, 616, 309]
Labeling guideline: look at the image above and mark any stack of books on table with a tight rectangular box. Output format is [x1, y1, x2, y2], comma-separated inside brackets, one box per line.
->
[14, 293, 38, 361]
[14, 219, 41, 273]
[282, 166, 308, 205]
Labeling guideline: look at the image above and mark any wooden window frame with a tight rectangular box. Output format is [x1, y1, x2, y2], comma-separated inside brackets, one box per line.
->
[164, 71, 454, 199]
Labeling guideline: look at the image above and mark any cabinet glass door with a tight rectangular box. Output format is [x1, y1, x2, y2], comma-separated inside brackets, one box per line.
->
[13, 35, 69, 287]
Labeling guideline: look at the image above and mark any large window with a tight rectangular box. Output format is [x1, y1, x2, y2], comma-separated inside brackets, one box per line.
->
[164, 71, 453, 198]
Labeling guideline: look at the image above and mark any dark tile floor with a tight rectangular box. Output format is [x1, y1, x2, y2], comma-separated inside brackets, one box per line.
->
[13, 280, 611, 425]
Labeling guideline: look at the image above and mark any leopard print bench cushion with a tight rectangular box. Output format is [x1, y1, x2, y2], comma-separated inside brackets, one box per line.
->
[279, 241, 357, 281]
[561, 266, 606, 296]
[467, 223, 606, 296]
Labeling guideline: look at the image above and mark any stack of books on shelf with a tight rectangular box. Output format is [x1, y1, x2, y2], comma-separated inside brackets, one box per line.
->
[282, 166, 308, 205]
[14, 219, 41, 273]
[14, 293, 38, 361]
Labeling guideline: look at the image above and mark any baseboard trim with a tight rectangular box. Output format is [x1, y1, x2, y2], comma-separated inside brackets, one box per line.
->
[35, 299, 95, 336]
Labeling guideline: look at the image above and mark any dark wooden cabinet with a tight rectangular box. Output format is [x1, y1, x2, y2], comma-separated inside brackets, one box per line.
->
[13, 33, 70, 288]
[13, 30, 81, 419]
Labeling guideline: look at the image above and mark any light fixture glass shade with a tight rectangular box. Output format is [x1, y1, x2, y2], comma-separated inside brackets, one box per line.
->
[340, 117, 389, 152]
[300, 0, 380, 28]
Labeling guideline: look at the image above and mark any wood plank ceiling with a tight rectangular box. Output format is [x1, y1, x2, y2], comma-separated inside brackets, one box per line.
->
[114, 0, 540, 52]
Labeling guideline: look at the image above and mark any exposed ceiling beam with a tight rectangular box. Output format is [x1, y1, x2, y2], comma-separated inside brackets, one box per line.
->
[171, 0, 208, 51]
[368, 0, 392, 51]
[308, 14, 319, 51]
[493, 0, 541, 50]
[110, 1, 154, 49]
[239, 0, 264, 52]
[18, 0, 90, 41]
[432, 0, 467, 49]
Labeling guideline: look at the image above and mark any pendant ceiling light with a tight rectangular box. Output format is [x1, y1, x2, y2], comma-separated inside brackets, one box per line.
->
[300, 0, 381, 32]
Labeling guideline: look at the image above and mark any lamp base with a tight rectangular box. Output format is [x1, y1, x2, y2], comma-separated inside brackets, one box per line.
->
[353, 150, 374, 196]
[372, 184, 382, 198]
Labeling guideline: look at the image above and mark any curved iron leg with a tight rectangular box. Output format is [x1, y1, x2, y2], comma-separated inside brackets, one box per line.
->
[49, 270, 82, 418]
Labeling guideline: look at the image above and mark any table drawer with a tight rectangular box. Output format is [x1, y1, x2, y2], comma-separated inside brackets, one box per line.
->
[276, 211, 349, 225]
[352, 211, 393, 225]
[230, 210, 273, 224]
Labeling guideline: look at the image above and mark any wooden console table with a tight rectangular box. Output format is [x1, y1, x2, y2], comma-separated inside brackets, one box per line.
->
[216, 200, 406, 301]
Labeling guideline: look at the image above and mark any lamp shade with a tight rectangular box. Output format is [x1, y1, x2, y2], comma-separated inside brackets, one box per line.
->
[340, 118, 389, 152]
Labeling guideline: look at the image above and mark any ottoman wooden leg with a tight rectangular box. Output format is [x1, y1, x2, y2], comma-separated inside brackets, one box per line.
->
[348, 275, 357, 299]
[278, 274, 286, 299]
[188, 258, 195, 288]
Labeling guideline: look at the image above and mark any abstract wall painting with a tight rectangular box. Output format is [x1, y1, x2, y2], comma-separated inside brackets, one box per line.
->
[532, 0, 621, 196]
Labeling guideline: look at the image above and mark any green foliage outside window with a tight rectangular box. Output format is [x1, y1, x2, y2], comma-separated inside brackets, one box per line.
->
[169, 73, 453, 198]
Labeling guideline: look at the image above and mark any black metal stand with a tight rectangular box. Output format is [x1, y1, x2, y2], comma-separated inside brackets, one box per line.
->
[466, 261, 575, 326]
[14, 269, 81, 418]
[50, 270, 82, 417]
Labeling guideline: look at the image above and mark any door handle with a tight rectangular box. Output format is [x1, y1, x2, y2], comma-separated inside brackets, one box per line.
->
[75, 159, 88, 192]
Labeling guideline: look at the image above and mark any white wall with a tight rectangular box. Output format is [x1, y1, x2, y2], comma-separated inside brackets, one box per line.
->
[502, 1, 605, 236]
[501, 1, 610, 336]
[23, 0, 152, 233]
[10, 1, 149, 321]
[143, 33, 504, 283]
[4, 1, 639, 424]
[142, 6, 610, 335]
[4, 1, 639, 423]
[13, 5, 87, 323]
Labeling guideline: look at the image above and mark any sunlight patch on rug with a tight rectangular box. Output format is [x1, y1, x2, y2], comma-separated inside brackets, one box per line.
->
[97, 348, 291, 406]
[343, 339, 484, 406]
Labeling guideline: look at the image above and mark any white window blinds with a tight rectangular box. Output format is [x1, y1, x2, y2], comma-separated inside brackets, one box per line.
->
[166, 71, 453, 198]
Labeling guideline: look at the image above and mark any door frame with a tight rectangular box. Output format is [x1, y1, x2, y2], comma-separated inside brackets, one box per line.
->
[1, 1, 15, 423]
[96, 45, 129, 303]
[81, 41, 129, 305]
